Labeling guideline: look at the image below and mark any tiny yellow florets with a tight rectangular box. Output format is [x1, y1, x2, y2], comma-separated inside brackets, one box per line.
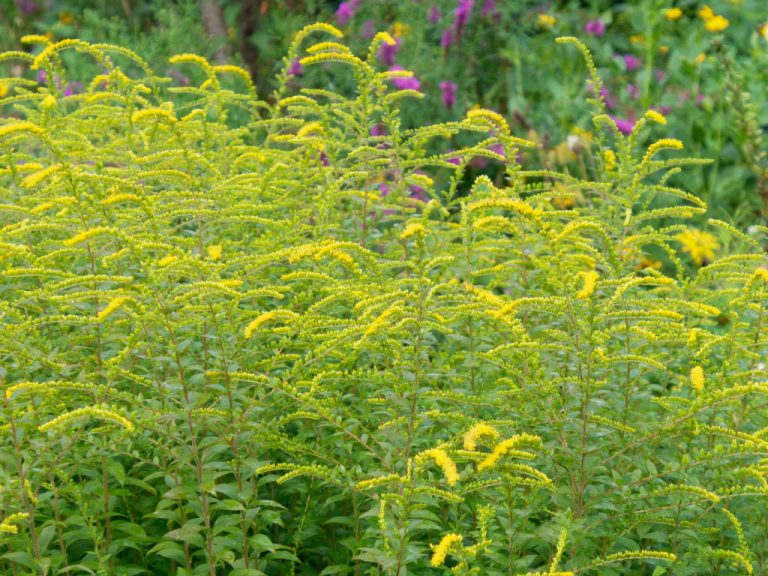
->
[463, 423, 500, 451]
[97, 297, 130, 321]
[645, 109, 667, 125]
[419, 448, 460, 485]
[400, 223, 426, 240]
[602, 149, 616, 171]
[158, 255, 179, 267]
[430, 533, 463, 567]
[576, 270, 598, 299]
[691, 366, 705, 394]
[537, 14, 557, 28]
[207, 244, 222, 260]
[664, 8, 683, 20]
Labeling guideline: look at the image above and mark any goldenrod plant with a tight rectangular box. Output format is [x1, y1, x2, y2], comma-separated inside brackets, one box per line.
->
[0, 28, 767, 576]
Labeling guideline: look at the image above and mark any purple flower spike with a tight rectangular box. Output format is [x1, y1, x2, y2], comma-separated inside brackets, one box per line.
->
[336, 2, 355, 26]
[585, 19, 606, 36]
[611, 116, 635, 135]
[288, 58, 303, 76]
[371, 123, 387, 136]
[481, 0, 498, 18]
[390, 66, 422, 91]
[441, 28, 455, 49]
[63, 81, 83, 97]
[599, 86, 617, 110]
[454, 0, 474, 31]
[623, 54, 640, 71]
[379, 37, 401, 67]
[439, 80, 458, 109]
[428, 5, 441, 24]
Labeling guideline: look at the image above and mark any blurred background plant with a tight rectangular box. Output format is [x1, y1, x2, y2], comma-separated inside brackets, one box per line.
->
[1, 0, 766, 223]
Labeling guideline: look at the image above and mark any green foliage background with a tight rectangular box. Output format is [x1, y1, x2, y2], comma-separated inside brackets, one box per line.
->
[0, 2, 767, 576]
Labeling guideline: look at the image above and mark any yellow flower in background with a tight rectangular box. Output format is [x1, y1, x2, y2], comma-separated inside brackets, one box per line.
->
[58, 11, 74, 25]
[759, 23, 768, 40]
[392, 22, 409, 38]
[630, 34, 645, 44]
[659, 44, 669, 55]
[705, 15, 729, 31]
[695, 52, 707, 65]
[676, 228, 719, 265]
[537, 13, 557, 28]
[698, 5, 715, 21]
[0, 82, 7, 98]
[664, 8, 683, 20]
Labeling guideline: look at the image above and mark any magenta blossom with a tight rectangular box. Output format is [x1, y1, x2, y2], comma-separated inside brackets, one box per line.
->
[481, 0, 498, 18]
[336, 1, 356, 26]
[439, 80, 458, 109]
[379, 37, 401, 67]
[389, 65, 422, 91]
[623, 54, 641, 71]
[370, 123, 387, 136]
[585, 19, 606, 36]
[599, 86, 617, 110]
[428, 5, 441, 24]
[454, 0, 474, 31]
[288, 58, 303, 76]
[627, 83, 639, 99]
[441, 28, 455, 49]
[611, 116, 635, 135]
[63, 81, 83, 97]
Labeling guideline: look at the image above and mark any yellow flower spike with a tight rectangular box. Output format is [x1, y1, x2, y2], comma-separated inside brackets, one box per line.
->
[131, 108, 177, 124]
[431, 533, 463, 567]
[691, 366, 705, 394]
[664, 8, 683, 20]
[244, 310, 300, 339]
[603, 149, 616, 171]
[21, 34, 52, 44]
[463, 423, 500, 451]
[39, 406, 134, 433]
[0, 83, 7, 98]
[207, 245, 222, 261]
[418, 448, 459, 485]
[158, 255, 179, 267]
[705, 15, 728, 32]
[400, 223, 425, 240]
[645, 109, 667, 125]
[41, 94, 56, 109]
[22, 164, 61, 188]
[97, 297, 130, 322]
[63, 227, 112, 247]
[576, 270, 599, 299]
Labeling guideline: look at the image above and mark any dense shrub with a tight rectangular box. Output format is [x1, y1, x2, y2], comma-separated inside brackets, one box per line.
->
[1, 27, 767, 576]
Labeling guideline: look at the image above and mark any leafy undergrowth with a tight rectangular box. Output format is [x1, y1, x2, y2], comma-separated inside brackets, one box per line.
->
[1, 28, 767, 576]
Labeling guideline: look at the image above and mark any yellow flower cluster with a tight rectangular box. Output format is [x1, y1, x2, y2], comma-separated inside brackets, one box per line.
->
[0, 512, 29, 534]
[419, 448, 460, 485]
[537, 14, 557, 28]
[463, 423, 500, 451]
[97, 296, 130, 321]
[664, 7, 683, 20]
[699, 5, 729, 32]
[690, 366, 705, 394]
[431, 533, 463, 567]
[676, 228, 719, 266]
[38, 406, 134, 433]
[645, 109, 667, 125]
[576, 270, 598, 300]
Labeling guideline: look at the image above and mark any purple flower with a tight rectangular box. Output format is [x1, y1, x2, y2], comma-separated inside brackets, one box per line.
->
[488, 142, 506, 159]
[447, 155, 462, 165]
[15, 0, 37, 15]
[428, 5, 441, 24]
[441, 28, 455, 49]
[288, 58, 303, 76]
[371, 123, 387, 136]
[63, 81, 82, 97]
[390, 66, 421, 91]
[320, 151, 329, 166]
[379, 37, 401, 67]
[627, 83, 639, 99]
[362, 19, 377, 39]
[336, 2, 355, 26]
[454, 0, 474, 31]
[623, 54, 641, 71]
[660, 105, 672, 115]
[439, 80, 458, 109]
[585, 19, 606, 36]
[599, 86, 617, 110]
[481, 0, 497, 18]
[36, 70, 47, 83]
[655, 69, 666, 82]
[611, 116, 635, 135]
